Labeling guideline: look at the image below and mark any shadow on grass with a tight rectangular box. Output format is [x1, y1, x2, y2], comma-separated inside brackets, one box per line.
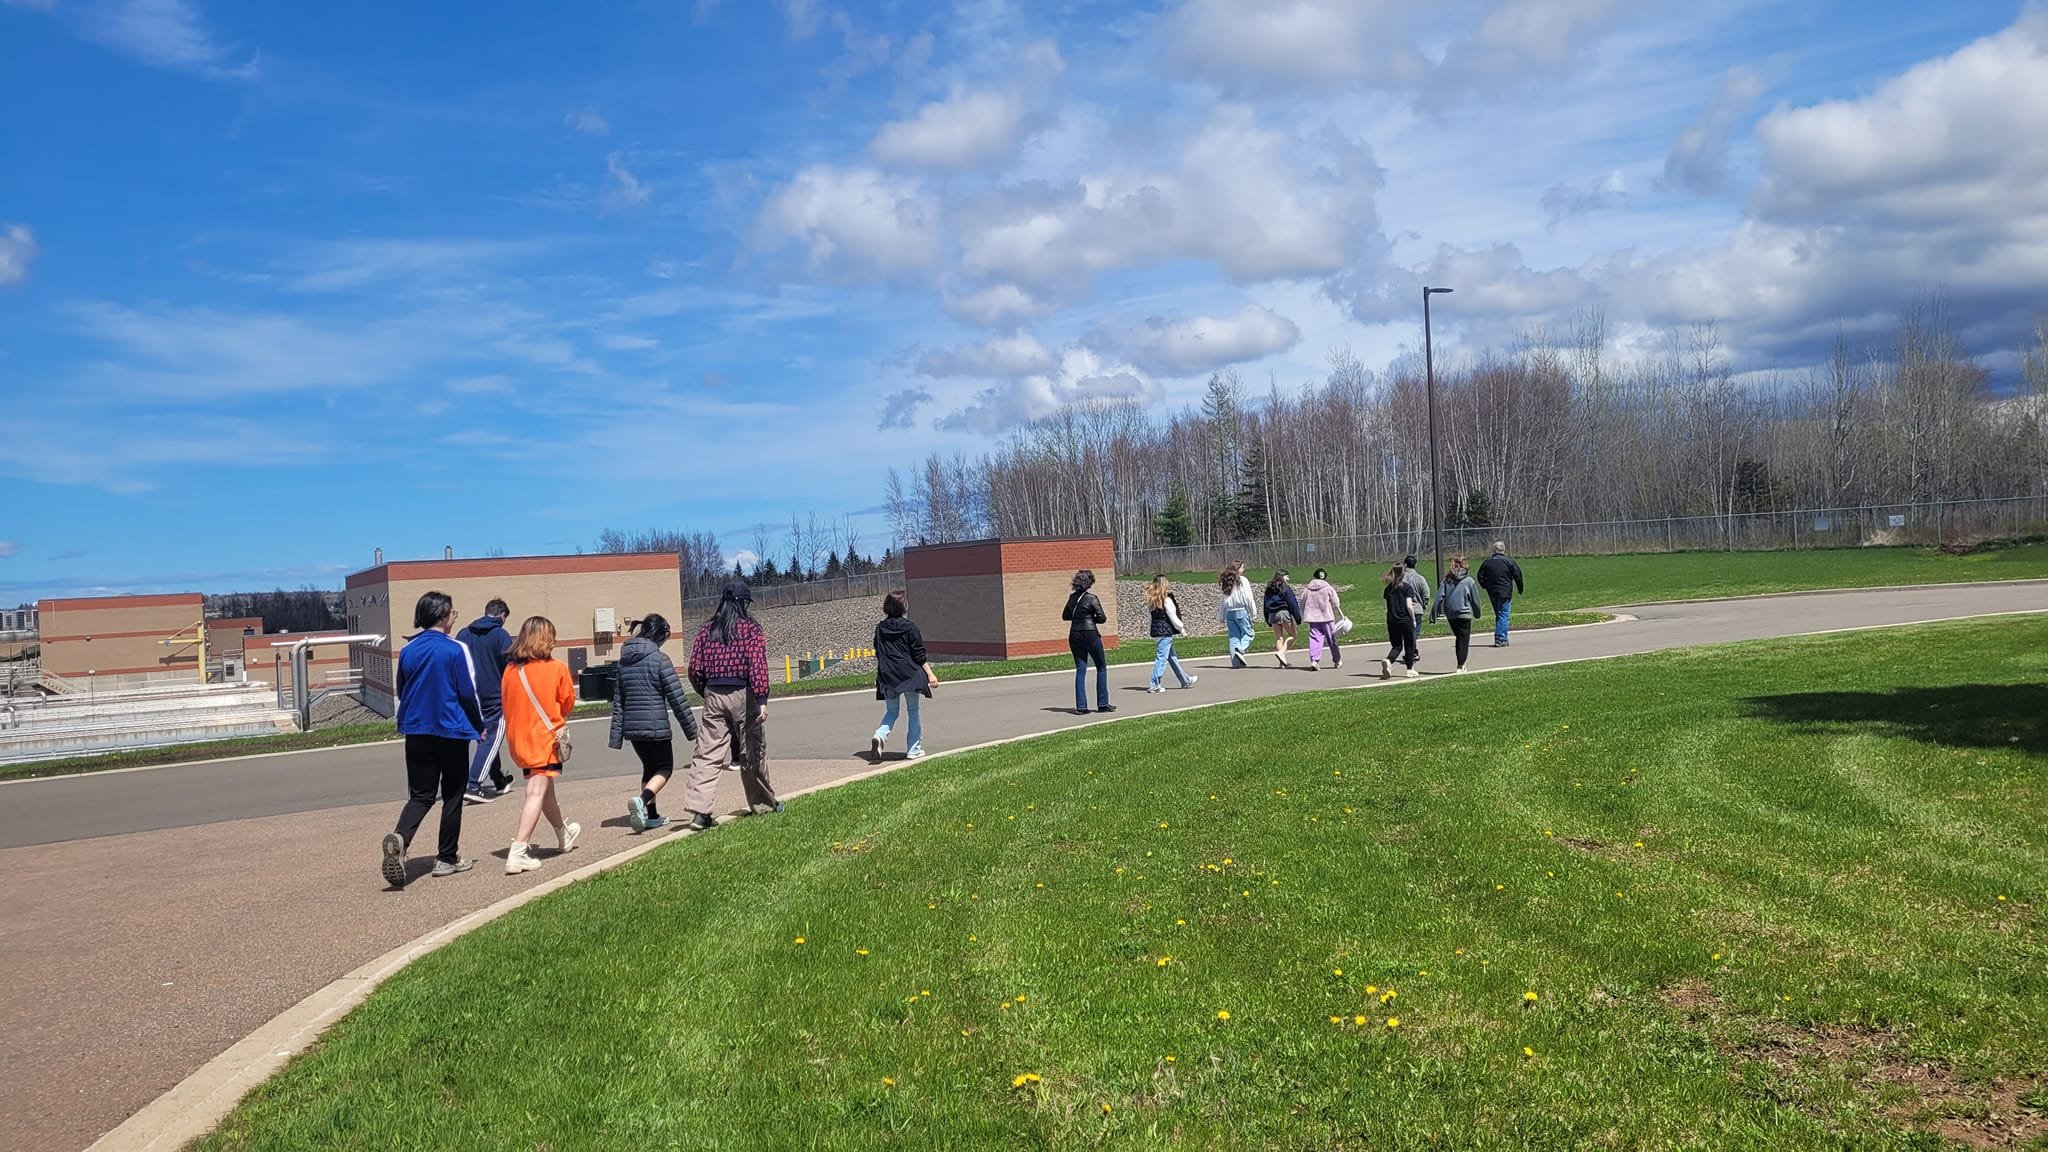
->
[1742, 684, 2046, 752]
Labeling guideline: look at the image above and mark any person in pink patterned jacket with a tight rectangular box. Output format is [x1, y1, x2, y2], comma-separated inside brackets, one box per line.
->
[682, 580, 779, 828]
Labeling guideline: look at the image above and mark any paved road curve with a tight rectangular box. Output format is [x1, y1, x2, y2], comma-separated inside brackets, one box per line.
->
[1, 583, 2043, 1151]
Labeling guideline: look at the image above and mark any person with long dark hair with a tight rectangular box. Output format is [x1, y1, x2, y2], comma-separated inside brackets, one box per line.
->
[1380, 563, 1423, 679]
[610, 613, 699, 833]
[501, 616, 581, 874]
[871, 589, 938, 760]
[1061, 569, 1114, 715]
[380, 590, 485, 888]
[683, 580, 780, 828]
[1263, 569, 1303, 668]
[1431, 555, 1484, 673]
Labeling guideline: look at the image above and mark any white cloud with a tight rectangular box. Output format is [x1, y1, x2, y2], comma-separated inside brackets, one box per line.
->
[941, 282, 1054, 327]
[1168, 0, 1632, 101]
[936, 346, 1160, 433]
[756, 165, 943, 283]
[0, 224, 38, 286]
[0, 541, 18, 559]
[954, 106, 1384, 300]
[777, 0, 823, 39]
[1541, 172, 1629, 229]
[916, 331, 1057, 378]
[872, 88, 1028, 170]
[1335, 242, 1600, 327]
[1662, 66, 1767, 193]
[1092, 306, 1302, 376]
[565, 109, 611, 136]
[876, 387, 934, 430]
[84, 0, 259, 79]
[603, 152, 651, 211]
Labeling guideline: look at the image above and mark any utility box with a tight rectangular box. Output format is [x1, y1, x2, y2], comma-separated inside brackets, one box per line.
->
[904, 536, 1119, 660]
[594, 607, 616, 635]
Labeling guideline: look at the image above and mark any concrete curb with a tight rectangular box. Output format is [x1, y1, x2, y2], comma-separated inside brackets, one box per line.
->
[1601, 576, 2048, 610]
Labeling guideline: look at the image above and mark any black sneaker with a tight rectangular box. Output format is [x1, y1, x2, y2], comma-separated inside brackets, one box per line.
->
[380, 832, 407, 889]
[1097, 704, 1116, 713]
[687, 812, 718, 832]
[463, 787, 496, 805]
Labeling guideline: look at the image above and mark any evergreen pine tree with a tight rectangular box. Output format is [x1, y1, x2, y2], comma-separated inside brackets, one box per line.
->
[1232, 442, 1271, 539]
[1154, 483, 1196, 546]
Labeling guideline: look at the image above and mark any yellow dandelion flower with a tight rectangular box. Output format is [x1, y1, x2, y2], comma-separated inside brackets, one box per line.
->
[1157, 956, 1171, 967]
[1333, 968, 1344, 976]
[1419, 970, 1429, 976]
[1386, 1017, 1400, 1028]
[1011, 1072, 1042, 1088]
[883, 1076, 897, 1086]
[1035, 882, 1046, 889]
[855, 948, 870, 956]
[1496, 884, 1506, 891]
[1997, 895, 2008, 902]
[1523, 991, 1539, 1003]
[1102, 1103, 1112, 1114]
[1523, 1047, 1535, 1058]
[921, 989, 931, 997]
[1782, 995, 1792, 1002]
[1015, 995, 1027, 1003]
[1333, 770, 1342, 776]
[1175, 918, 1186, 925]
[794, 936, 806, 945]
[1165, 1055, 1176, 1063]
[1544, 830, 1553, 837]
[965, 822, 973, 829]
[961, 1029, 971, 1037]
[1366, 984, 1376, 994]
[1216, 1009, 1231, 1020]
[1223, 858, 1233, 865]
[1454, 949, 1465, 956]
[1353, 1014, 1368, 1026]
[1546, 871, 1554, 877]
[1330, 1015, 1343, 1025]
[1633, 841, 1644, 848]
[1145, 851, 1153, 857]
[1712, 952, 1722, 961]
[1159, 822, 1169, 829]
[1344, 807, 1354, 814]
[968, 934, 978, 942]
[1209, 794, 1217, 800]
[927, 903, 937, 910]
[1241, 889, 1250, 897]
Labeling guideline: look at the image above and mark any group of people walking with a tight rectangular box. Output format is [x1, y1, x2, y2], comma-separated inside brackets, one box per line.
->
[379, 580, 779, 888]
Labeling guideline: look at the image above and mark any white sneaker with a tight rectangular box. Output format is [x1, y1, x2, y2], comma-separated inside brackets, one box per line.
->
[505, 843, 541, 874]
[1147, 684, 1165, 694]
[907, 746, 926, 759]
[1182, 675, 1198, 688]
[556, 821, 581, 854]
[1379, 659, 1392, 680]
[1404, 667, 1419, 679]
[1455, 665, 1468, 674]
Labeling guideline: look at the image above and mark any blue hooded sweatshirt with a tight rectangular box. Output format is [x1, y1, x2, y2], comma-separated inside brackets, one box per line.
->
[455, 615, 513, 706]
[396, 629, 485, 740]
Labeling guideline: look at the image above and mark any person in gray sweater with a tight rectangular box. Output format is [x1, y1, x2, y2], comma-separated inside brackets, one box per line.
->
[1430, 556, 1485, 672]
[609, 614, 700, 832]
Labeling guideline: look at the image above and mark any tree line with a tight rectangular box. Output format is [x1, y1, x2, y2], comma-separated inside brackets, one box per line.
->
[884, 302, 2048, 551]
[594, 518, 896, 600]
[206, 588, 346, 634]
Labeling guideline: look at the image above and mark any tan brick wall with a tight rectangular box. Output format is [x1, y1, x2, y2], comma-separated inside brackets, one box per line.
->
[359, 568, 682, 677]
[40, 595, 205, 679]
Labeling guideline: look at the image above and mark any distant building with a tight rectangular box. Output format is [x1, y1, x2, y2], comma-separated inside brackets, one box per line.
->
[344, 552, 683, 715]
[904, 536, 1120, 660]
[37, 593, 206, 686]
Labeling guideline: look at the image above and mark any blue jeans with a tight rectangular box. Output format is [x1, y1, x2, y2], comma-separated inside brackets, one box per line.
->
[1151, 636, 1190, 688]
[874, 692, 921, 756]
[1225, 609, 1254, 661]
[1492, 596, 1512, 643]
[1070, 631, 1109, 711]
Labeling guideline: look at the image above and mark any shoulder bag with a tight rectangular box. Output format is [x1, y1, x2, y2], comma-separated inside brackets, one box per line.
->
[517, 664, 574, 765]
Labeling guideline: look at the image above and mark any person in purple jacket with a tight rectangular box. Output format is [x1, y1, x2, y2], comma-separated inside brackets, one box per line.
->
[380, 591, 485, 888]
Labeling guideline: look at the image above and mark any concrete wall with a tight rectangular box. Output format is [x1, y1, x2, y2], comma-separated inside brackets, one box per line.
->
[38, 593, 206, 682]
[904, 536, 1117, 659]
[345, 553, 682, 713]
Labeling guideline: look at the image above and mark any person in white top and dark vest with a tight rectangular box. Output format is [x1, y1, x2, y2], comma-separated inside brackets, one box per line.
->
[1145, 575, 1199, 694]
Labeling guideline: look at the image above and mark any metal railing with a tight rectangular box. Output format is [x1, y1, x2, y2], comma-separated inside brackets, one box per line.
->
[1114, 495, 2048, 575]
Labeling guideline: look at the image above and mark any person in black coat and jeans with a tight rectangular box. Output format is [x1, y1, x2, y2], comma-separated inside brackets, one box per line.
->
[612, 614, 700, 833]
[1062, 569, 1115, 715]
[1476, 541, 1526, 647]
[871, 589, 938, 760]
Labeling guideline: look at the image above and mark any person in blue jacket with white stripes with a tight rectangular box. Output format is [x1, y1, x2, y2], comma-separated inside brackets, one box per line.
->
[380, 590, 485, 888]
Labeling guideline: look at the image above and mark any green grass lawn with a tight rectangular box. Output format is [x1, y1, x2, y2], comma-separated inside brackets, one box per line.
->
[197, 617, 2047, 1151]
[1160, 541, 2048, 615]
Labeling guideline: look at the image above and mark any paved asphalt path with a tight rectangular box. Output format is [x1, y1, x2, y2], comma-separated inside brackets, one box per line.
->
[2, 583, 2044, 1151]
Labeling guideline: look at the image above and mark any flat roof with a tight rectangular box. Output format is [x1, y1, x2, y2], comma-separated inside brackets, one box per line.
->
[39, 592, 203, 612]
[346, 551, 679, 589]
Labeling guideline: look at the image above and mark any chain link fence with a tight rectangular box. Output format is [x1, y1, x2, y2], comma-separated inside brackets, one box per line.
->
[1115, 495, 2048, 576]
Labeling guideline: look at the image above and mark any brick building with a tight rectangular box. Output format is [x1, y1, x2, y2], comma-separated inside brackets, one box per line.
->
[37, 593, 207, 685]
[903, 536, 1119, 660]
[344, 552, 683, 714]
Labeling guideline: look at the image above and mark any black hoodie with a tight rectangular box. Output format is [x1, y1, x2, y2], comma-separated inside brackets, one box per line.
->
[874, 615, 932, 701]
[455, 615, 513, 705]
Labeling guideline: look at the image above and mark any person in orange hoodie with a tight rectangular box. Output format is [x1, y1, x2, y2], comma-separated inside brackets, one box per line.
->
[500, 615, 582, 875]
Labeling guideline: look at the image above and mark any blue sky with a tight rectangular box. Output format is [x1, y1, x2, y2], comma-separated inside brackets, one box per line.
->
[2, 0, 2044, 599]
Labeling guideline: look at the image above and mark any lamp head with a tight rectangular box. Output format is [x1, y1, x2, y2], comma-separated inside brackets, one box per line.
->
[1425, 286, 1455, 295]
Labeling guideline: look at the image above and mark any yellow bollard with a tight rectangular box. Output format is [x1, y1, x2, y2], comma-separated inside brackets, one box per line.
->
[784, 655, 792, 684]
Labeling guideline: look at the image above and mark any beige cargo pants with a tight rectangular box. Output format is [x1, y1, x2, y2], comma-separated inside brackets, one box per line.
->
[685, 685, 778, 815]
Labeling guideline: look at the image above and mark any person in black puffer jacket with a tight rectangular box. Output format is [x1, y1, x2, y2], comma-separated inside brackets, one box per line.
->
[870, 589, 937, 761]
[610, 614, 700, 833]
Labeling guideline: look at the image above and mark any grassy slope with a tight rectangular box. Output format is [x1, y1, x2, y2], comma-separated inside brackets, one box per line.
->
[196, 617, 2047, 1151]
[1164, 541, 2048, 615]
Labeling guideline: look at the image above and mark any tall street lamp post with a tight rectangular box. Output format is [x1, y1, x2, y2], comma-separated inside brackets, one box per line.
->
[1423, 286, 1454, 597]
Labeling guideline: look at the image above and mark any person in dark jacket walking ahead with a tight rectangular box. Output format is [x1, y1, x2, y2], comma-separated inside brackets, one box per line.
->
[1062, 570, 1114, 715]
[1379, 564, 1423, 679]
[1388, 556, 1431, 669]
[1477, 541, 1525, 647]
[380, 591, 485, 888]
[871, 589, 938, 760]
[684, 581, 780, 828]
[1430, 556, 1484, 672]
[611, 614, 700, 833]
[1263, 570, 1303, 668]
[457, 598, 515, 803]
